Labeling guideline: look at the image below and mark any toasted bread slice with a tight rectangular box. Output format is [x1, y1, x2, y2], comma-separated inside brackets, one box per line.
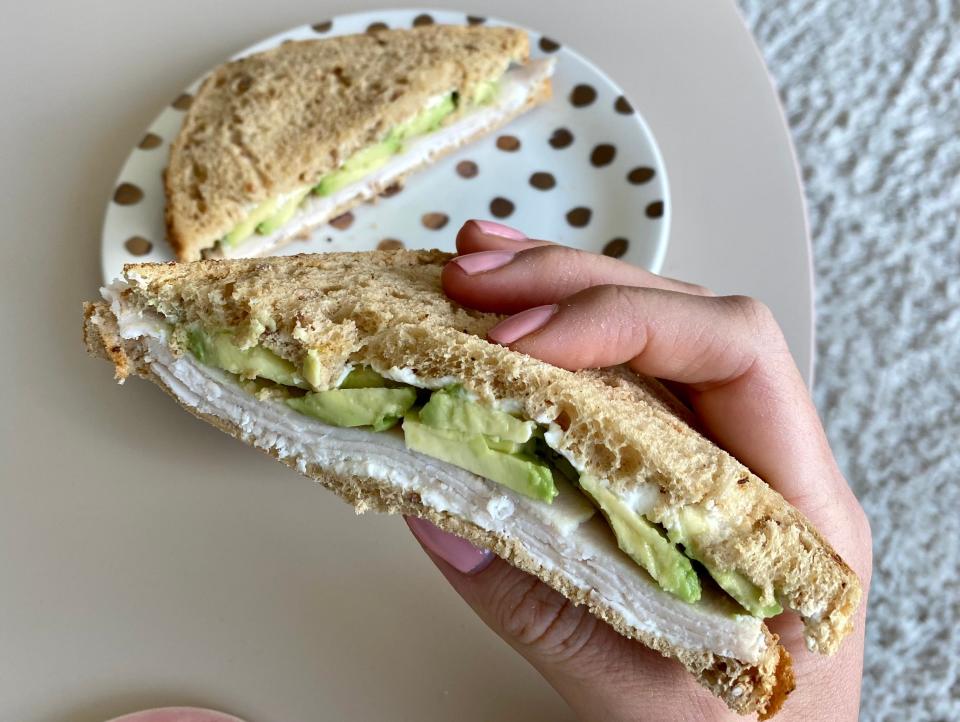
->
[84, 250, 861, 716]
[166, 26, 535, 260]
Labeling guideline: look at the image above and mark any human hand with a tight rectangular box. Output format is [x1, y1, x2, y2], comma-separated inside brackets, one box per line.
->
[405, 220, 872, 721]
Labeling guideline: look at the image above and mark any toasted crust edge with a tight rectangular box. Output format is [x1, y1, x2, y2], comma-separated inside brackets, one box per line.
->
[83, 300, 794, 717]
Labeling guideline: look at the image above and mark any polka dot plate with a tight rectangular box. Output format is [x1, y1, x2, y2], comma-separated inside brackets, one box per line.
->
[100, 8, 670, 282]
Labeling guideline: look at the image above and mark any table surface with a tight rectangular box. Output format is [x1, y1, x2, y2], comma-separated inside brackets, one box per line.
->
[0, 2, 812, 721]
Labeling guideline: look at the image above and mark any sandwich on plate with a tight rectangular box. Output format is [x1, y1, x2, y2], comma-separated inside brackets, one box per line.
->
[165, 26, 553, 260]
[84, 250, 861, 718]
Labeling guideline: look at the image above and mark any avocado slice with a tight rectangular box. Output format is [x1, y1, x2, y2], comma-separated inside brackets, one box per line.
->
[419, 388, 535, 443]
[579, 475, 701, 603]
[300, 356, 398, 391]
[338, 366, 405, 389]
[187, 328, 306, 388]
[222, 197, 280, 247]
[667, 507, 782, 618]
[471, 80, 499, 106]
[403, 412, 557, 503]
[286, 387, 417, 430]
[256, 187, 312, 235]
[483, 437, 523, 454]
[314, 137, 402, 197]
[391, 93, 457, 141]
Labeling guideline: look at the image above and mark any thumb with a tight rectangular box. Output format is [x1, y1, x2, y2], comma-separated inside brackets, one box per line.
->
[404, 517, 730, 722]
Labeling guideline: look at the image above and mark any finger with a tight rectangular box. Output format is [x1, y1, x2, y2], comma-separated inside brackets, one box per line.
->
[487, 285, 850, 537]
[443, 242, 711, 315]
[455, 219, 552, 254]
[405, 517, 735, 722]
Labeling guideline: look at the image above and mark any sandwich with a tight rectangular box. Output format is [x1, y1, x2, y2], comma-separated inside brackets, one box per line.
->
[165, 26, 553, 260]
[83, 250, 861, 718]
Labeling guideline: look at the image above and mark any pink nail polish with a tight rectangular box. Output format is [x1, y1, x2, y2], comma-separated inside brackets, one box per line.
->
[451, 250, 516, 275]
[489, 304, 559, 345]
[470, 220, 527, 240]
[406, 516, 494, 575]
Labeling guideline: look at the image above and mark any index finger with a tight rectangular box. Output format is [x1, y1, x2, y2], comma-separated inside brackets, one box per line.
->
[446, 232, 710, 315]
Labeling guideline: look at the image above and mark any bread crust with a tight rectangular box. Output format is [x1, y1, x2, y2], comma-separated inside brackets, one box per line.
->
[83, 300, 793, 718]
[165, 26, 531, 259]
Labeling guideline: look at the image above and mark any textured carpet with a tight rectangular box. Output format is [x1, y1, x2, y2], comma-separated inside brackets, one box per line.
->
[737, 1, 960, 720]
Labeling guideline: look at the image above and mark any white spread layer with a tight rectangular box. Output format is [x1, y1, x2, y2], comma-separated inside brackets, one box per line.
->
[105, 290, 767, 663]
[217, 58, 556, 259]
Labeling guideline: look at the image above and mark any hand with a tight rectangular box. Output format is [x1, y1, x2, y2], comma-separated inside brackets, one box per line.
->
[405, 220, 872, 721]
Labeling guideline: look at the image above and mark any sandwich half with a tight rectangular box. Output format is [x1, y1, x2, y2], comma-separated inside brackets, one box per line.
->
[83, 250, 861, 718]
[165, 26, 552, 260]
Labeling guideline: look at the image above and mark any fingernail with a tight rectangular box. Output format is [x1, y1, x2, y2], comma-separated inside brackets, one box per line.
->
[489, 304, 559, 345]
[451, 250, 516, 275]
[469, 220, 527, 240]
[405, 516, 494, 575]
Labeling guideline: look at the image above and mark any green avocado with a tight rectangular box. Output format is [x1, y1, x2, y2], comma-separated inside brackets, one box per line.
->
[338, 366, 404, 389]
[314, 137, 402, 197]
[579, 475, 701, 603]
[256, 187, 312, 235]
[419, 388, 535, 443]
[286, 387, 417, 430]
[667, 507, 782, 618]
[471, 80, 499, 106]
[187, 328, 306, 387]
[222, 197, 280, 247]
[403, 412, 557, 503]
[301, 350, 325, 390]
[483, 437, 523, 454]
[391, 93, 457, 141]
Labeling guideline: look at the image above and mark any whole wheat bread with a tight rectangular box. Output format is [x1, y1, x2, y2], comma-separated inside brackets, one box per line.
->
[166, 26, 530, 260]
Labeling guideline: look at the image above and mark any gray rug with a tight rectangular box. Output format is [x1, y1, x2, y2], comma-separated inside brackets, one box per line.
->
[737, 1, 960, 719]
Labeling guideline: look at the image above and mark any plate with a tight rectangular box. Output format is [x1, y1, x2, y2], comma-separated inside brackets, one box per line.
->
[99, 7, 670, 282]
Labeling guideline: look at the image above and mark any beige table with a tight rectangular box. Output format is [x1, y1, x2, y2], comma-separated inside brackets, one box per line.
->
[0, 2, 811, 720]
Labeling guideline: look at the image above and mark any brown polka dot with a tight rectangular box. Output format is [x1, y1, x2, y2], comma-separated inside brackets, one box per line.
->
[539, 37, 560, 53]
[549, 128, 574, 149]
[421, 212, 449, 230]
[603, 238, 629, 258]
[529, 172, 556, 190]
[113, 183, 143, 205]
[329, 212, 354, 230]
[591, 143, 617, 167]
[380, 182, 402, 198]
[412, 13, 434, 26]
[124, 236, 153, 255]
[172, 93, 193, 111]
[367, 21, 388, 33]
[570, 84, 597, 107]
[645, 201, 665, 219]
[378, 238, 404, 250]
[456, 160, 479, 178]
[614, 95, 634, 114]
[466, 15, 486, 25]
[496, 135, 520, 151]
[138, 133, 162, 150]
[566, 206, 592, 227]
[312, 20, 332, 33]
[490, 197, 515, 218]
[627, 166, 656, 184]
